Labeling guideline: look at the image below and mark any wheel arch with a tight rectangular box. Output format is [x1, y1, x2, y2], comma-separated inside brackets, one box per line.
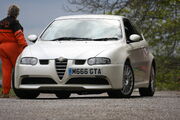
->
[124, 58, 131, 65]
[123, 58, 135, 83]
[152, 59, 156, 74]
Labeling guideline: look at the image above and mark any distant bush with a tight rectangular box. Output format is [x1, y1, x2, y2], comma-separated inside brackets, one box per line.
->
[156, 56, 180, 90]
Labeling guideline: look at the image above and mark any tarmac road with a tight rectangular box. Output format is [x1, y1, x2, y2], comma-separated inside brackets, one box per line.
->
[0, 91, 179, 120]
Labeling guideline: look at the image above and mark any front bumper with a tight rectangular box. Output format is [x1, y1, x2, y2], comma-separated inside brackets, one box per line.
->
[15, 59, 124, 91]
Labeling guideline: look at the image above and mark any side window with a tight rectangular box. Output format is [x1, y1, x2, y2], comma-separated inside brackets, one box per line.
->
[123, 19, 140, 43]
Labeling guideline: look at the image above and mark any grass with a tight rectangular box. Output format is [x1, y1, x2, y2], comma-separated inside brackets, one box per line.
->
[0, 88, 16, 97]
[156, 81, 180, 91]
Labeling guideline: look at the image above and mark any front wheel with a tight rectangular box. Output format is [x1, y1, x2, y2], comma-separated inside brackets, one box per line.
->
[108, 64, 134, 98]
[12, 70, 40, 99]
[139, 66, 156, 96]
[14, 89, 40, 99]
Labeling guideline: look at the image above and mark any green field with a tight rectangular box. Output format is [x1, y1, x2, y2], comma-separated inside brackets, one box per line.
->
[0, 88, 16, 96]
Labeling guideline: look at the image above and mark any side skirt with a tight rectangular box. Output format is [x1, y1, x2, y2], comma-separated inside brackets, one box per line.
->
[134, 81, 149, 89]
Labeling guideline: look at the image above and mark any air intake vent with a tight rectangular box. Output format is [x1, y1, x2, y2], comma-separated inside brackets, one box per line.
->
[55, 59, 68, 79]
[75, 60, 86, 65]
[21, 77, 57, 84]
[66, 78, 109, 85]
[39, 60, 49, 65]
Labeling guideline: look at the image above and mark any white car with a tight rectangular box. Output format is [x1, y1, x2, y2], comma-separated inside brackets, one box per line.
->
[13, 15, 156, 99]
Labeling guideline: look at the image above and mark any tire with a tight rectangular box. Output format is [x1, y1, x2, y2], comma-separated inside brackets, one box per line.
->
[139, 66, 155, 97]
[108, 63, 134, 98]
[12, 70, 40, 99]
[14, 89, 40, 99]
[55, 91, 71, 99]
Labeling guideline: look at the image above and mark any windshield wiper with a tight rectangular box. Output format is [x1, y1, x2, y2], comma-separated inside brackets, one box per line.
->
[92, 37, 119, 41]
[51, 37, 93, 41]
[49, 37, 118, 41]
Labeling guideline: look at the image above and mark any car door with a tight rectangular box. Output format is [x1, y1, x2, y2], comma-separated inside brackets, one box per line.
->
[123, 19, 149, 83]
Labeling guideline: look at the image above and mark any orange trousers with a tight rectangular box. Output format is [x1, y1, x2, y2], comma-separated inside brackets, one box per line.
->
[0, 42, 22, 94]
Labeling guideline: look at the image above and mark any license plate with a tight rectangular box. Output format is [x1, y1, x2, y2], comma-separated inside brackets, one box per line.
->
[68, 68, 102, 75]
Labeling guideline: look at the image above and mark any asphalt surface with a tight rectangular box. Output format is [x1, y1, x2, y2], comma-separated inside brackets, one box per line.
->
[0, 91, 179, 120]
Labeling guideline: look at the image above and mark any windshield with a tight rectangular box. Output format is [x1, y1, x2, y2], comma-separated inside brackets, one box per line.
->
[40, 19, 122, 41]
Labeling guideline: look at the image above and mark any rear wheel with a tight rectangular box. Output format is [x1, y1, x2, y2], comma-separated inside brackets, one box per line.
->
[55, 91, 71, 99]
[139, 66, 155, 96]
[108, 63, 134, 98]
[12, 70, 40, 99]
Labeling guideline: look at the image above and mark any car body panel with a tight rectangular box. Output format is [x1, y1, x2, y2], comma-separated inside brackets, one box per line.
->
[14, 15, 155, 93]
[22, 40, 124, 60]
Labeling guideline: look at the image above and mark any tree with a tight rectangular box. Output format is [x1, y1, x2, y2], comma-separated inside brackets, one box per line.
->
[66, 0, 180, 90]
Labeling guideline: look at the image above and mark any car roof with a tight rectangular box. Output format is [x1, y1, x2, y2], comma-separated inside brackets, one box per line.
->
[55, 14, 126, 20]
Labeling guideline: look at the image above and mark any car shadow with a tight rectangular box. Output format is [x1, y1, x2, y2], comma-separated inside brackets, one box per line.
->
[24, 94, 142, 100]
[69, 95, 141, 99]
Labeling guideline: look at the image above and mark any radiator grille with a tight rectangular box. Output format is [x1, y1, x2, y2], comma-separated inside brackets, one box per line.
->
[75, 60, 86, 65]
[55, 59, 68, 79]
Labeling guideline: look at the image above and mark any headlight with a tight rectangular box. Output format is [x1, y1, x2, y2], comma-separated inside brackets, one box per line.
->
[88, 57, 111, 65]
[20, 57, 38, 65]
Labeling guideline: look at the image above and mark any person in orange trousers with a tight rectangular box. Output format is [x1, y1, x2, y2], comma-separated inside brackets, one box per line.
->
[0, 5, 27, 98]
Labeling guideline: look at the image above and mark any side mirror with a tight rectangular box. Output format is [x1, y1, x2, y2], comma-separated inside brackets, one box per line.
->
[129, 34, 141, 42]
[27, 34, 38, 43]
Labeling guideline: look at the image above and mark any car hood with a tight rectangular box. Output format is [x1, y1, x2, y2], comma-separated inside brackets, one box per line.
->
[23, 41, 122, 59]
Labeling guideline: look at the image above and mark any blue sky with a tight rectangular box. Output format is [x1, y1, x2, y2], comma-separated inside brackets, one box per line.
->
[0, 0, 85, 37]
